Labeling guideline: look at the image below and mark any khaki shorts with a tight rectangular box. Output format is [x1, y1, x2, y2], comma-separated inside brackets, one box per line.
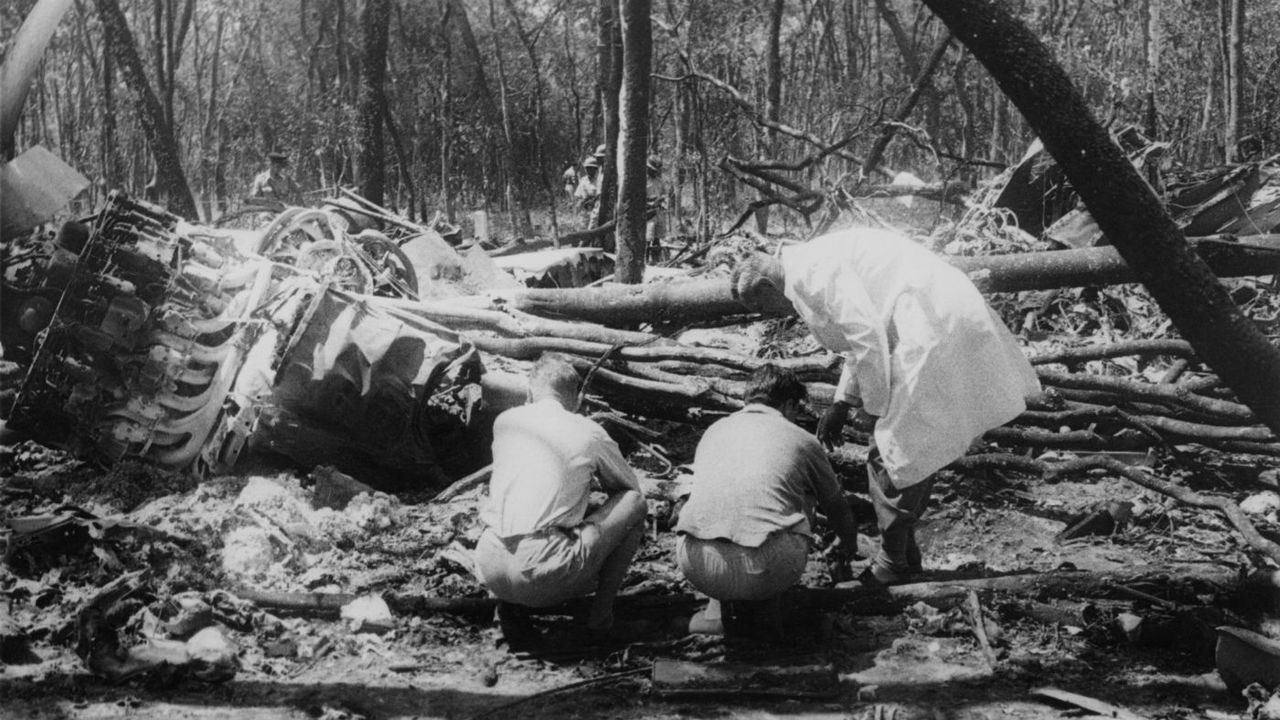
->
[676, 531, 809, 602]
[474, 525, 608, 607]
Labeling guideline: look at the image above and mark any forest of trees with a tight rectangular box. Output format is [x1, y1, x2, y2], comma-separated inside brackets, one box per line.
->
[3, 0, 1279, 238]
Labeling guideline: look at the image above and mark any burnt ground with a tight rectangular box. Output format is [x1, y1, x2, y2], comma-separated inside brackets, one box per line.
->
[4, 426, 1280, 720]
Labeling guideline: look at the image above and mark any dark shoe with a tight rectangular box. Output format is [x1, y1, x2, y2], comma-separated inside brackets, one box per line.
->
[906, 539, 924, 575]
[722, 598, 787, 644]
[854, 565, 914, 587]
[589, 619, 659, 644]
[495, 601, 539, 648]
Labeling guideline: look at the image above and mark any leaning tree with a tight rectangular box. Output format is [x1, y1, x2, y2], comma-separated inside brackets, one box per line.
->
[920, 0, 1280, 434]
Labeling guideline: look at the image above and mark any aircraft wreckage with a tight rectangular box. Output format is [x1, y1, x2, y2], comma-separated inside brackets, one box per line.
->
[3, 192, 503, 488]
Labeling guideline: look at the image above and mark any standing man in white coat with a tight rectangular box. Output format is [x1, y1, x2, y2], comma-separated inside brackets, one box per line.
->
[732, 228, 1040, 584]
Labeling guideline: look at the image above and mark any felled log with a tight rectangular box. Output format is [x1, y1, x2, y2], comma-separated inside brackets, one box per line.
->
[1030, 339, 1195, 365]
[1037, 368, 1256, 423]
[467, 333, 832, 375]
[486, 235, 1280, 327]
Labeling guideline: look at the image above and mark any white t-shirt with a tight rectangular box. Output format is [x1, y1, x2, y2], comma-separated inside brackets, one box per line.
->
[482, 399, 640, 537]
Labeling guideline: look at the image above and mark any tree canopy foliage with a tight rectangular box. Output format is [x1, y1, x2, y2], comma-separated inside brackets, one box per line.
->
[3, 0, 1279, 230]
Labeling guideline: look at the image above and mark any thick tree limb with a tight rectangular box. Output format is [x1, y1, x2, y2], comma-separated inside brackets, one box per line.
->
[1037, 369, 1256, 423]
[482, 235, 1280, 327]
[1030, 339, 1195, 365]
[676, 69, 890, 178]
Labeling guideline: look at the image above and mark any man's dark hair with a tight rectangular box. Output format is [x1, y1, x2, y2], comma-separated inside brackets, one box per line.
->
[744, 363, 806, 408]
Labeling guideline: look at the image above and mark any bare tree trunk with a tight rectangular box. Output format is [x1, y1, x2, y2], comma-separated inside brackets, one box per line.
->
[383, 107, 417, 221]
[356, 0, 389, 204]
[442, 0, 498, 118]
[503, 0, 561, 244]
[1221, 0, 1245, 160]
[437, 12, 456, 223]
[922, 0, 1280, 436]
[95, 0, 197, 219]
[873, 0, 920, 77]
[486, 0, 526, 238]
[592, 0, 623, 241]
[615, 0, 652, 284]
[754, 0, 785, 235]
[202, 12, 224, 219]
[1141, 0, 1160, 140]
[101, 29, 120, 189]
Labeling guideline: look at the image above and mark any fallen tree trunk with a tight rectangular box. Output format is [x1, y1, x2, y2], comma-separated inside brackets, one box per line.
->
[487, 235, 1280, 327]
[1030, 339, 1196, 365]
[1037, 368, 1256, 423]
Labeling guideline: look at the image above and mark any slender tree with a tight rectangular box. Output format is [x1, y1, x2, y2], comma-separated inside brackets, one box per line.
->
[615, 0, 652, 283]
[356, 0, 390, 205]
[1221, 0, 1245, 160]
[754, 0, 784, 234]
[592, 0, 622, 237]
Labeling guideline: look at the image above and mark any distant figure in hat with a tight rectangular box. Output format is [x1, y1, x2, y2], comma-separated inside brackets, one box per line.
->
[645, 155, 667, 261]
[561, 161, 579, 201]
[248, 150, 301, 207]
[574, 154, 602, 227]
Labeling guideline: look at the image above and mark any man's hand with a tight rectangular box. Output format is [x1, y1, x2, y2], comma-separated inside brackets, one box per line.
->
[817, 401, 852, 450]
[824, 535, 862, 583]
[851, 408, 878, 434]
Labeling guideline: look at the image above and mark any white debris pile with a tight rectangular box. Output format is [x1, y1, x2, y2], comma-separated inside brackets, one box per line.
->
[129, 473, 407, 588]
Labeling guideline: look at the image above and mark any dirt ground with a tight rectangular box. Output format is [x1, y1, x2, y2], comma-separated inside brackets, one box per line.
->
[4, 425, 1278, 720]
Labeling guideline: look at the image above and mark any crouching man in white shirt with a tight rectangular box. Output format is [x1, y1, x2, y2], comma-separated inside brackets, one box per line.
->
[474, 353, 648, 637]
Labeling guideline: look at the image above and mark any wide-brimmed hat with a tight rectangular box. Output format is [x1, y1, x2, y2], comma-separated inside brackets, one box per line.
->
[267, 151, 291, 163]
[583, 156, 600, 169]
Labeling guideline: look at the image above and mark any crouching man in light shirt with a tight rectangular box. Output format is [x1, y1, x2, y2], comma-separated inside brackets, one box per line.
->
[474, 353, 648, 636]
[675, 364, 861, 639]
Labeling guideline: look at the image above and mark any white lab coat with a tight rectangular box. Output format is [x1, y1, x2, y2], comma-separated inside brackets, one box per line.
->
[782, 229, 1041, 489]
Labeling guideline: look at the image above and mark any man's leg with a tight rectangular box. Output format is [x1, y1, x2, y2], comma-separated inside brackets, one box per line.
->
[581, 490, 647, 631]
[867, 451, 933, 582]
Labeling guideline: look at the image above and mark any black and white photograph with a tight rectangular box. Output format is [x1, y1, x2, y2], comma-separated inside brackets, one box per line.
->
[3, 0, 1280, 717]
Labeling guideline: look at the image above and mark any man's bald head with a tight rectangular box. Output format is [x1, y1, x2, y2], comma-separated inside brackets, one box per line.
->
[730, 253, 791, 314]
